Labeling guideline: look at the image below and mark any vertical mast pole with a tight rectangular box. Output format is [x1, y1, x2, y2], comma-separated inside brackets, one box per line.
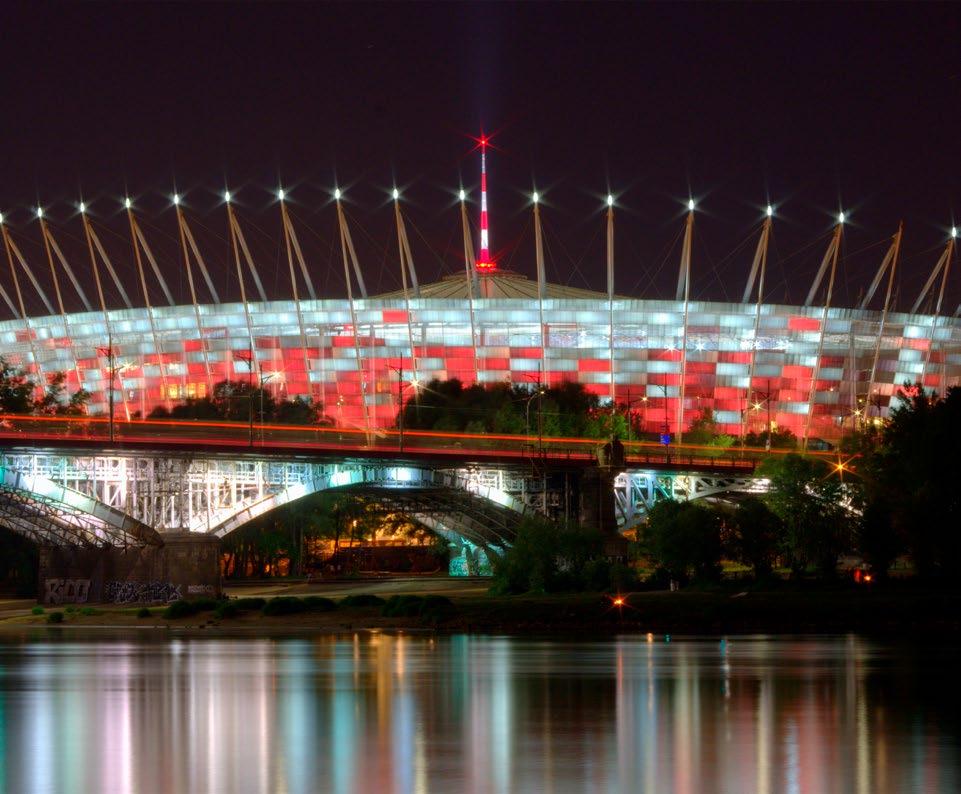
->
[393, 192, 419, 387]
[174, 196, 214, 398]
[278, 192, 312, 401]
[803, 219, 843, 448]
[919, 236, 955, 392]
[533, 194, 547, 388]
[606, 195, 616, 413]
[741, 211, 772, 441]
[37, 211, 84, 391]
[459, 191, 480, 383]
[335, 191, 371, 442]
[676, 205, 694, 444]
[866, 224, 902, 416]
[0, 222, 45, 398]
[224, 193, 260, 395]
[125, 200, 171, 410]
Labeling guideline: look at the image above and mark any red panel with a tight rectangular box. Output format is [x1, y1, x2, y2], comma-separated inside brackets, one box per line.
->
[782, 365, 811, 380]
[788, 316, 820, 331]
[577, 359, 610, 372]
[382, 310, 408, 323]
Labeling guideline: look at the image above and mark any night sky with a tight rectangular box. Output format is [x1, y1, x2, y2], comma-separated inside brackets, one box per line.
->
[1, 3, 959, 314]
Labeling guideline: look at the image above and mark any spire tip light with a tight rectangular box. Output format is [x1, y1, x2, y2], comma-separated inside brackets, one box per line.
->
[838, 211, 846, 224]
[392, 188, 399, 201]
[124, 197, 131, 210]
[334, 188, 342, 201]
[953, 226, 958, 239]
[532, 191, 539, 205]
[607, 194, 614, 207]
[172, 193, 180, 206]
[223, 190, 231, 204]
[766, 204, 774, 217]
[79, 201, 86, 214]
[36, 206, 43, 219]
[277, 188, 285, 202]
[687, 198, 695, 211]
[458, 189, 466, 202]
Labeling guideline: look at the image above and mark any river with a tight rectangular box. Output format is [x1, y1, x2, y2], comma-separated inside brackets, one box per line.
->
[0, 631, 956, 793]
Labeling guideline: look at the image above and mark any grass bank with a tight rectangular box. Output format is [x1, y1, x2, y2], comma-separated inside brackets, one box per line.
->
[4, 581, 960, 636]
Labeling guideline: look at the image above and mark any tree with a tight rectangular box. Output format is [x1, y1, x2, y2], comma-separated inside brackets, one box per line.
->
[726, 497, 781, 579]
[490, 517, 610, 594]
[759, 453, 851, 577]
[0, 358, 34, 414]
[860, 383, 961, 577]
[642, 499, 723, 583]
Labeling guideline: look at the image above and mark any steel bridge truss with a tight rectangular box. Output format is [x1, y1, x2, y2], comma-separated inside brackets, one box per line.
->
[0, 450, 769, 547]
[0, 452, 532, 550]
[613, 471, 769, 530]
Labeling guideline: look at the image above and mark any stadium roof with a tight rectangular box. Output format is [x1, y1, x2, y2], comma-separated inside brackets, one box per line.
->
[374, 270, 616, 301]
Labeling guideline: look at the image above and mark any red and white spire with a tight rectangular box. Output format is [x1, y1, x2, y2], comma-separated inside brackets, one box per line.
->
[476, 136, 495, 271]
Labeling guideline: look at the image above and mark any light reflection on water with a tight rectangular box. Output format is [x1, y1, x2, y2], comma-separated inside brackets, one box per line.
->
[0, 632, 957, 793]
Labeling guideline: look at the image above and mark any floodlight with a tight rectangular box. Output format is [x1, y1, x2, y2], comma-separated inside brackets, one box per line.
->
[838, 211, 845, 224]
[687, 198, 695, 211]
[334, 188, 342, 201]
[952, 226, 958, 239]
[36, 206, 43, 219]
[124, 197, 131, 209]
[79, 201, 86, 214]
[277, 188, 285, 201]
[766, 204, 773, 217]
[223, 190, 231, 203]
[172, 193, 180, 206]
[532, 191, 540, 204]
[392, 188, 399, 200]
[607, 194, 614, 207]
[458, 189, 466, 201]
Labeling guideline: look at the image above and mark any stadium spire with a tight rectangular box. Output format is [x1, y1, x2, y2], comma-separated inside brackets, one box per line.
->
[476, 135, 495, 272]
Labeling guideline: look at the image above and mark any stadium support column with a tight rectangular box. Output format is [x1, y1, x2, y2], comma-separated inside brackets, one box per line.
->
[533, 193, 548, 388]
[0, 221, 45, 398]
[393, 193, 420, 388]
[912, 234, 955, 392]
[861, 224, 902, 417]
[459, 191, 480, 383]
[125, 201, 172, 410]
[37, 213, 86, 391]
[741, 213, 772, 440]
[335, 191, 372, 442]
[278, 193, 312, 402]
[803, 220, 843, 449]
[676, 207, 694, 444]
[175, 199, 214, 398]
[607, 195, 616, 413]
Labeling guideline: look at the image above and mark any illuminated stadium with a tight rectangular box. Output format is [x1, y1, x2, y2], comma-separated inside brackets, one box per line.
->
[0, 142, 958, 446]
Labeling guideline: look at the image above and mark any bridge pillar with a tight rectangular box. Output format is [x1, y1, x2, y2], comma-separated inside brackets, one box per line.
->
[578, 442, 629, 559]
[38, 533, 222, 605]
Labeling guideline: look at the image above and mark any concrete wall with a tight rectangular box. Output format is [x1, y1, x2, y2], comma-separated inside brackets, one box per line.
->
[39, 533, 222, 604]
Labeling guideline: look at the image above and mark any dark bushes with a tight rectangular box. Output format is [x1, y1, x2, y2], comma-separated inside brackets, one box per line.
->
[302, 596, 338, 612]
[233, 597, 267, 611]
[162, 598, 220, 620]
[261, 596, 308, 616]
[340, 594, 386, 608]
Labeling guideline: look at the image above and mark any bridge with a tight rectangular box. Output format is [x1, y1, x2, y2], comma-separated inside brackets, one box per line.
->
[0, 413, 795, 545]
[0, 415, 798, 600]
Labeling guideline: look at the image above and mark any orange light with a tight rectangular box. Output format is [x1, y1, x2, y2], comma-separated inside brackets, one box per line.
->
[864, 574, 873, 583]
[613, 597, 625, 607]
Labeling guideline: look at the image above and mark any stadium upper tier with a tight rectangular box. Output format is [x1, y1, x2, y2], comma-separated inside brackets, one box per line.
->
[0, 267, 957, 442]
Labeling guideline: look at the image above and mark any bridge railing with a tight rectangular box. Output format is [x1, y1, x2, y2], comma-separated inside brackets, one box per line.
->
[0, 413, 839, 468]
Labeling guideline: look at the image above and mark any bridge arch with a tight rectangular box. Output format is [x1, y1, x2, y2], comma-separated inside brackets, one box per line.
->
[0, 465, 162, 547]
[204, 464, 530, 555]
[614, 470, 769, 530]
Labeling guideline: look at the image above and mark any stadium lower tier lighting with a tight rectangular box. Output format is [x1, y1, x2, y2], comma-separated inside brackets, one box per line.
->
[1, 285, 956, 442]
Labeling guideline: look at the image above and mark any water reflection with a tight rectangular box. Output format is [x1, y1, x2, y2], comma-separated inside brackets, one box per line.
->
[0, 632, 957, 793]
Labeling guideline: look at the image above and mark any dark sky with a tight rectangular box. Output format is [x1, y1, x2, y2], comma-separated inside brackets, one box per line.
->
[1, 3, 959, 314]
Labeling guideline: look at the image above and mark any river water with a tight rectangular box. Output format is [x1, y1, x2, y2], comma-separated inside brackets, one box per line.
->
[0, 631, 956, 793]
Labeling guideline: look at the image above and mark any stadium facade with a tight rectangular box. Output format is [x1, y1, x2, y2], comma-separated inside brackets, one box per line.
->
[0, 146, 958, 444]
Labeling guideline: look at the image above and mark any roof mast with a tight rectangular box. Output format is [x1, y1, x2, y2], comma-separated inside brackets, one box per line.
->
[476, 136, 494, 275]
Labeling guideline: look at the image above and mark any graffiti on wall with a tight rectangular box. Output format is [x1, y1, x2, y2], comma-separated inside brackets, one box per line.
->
[43, 578, 91, 605]
[187, 584, 215, 596]
[104, 581, 183, 604]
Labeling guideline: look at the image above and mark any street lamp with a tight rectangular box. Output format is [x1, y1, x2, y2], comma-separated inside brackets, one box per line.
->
[387, 363, 417, 452]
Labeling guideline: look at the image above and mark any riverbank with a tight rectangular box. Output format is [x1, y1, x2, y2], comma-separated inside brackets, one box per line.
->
[2, 580, 960, 636]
